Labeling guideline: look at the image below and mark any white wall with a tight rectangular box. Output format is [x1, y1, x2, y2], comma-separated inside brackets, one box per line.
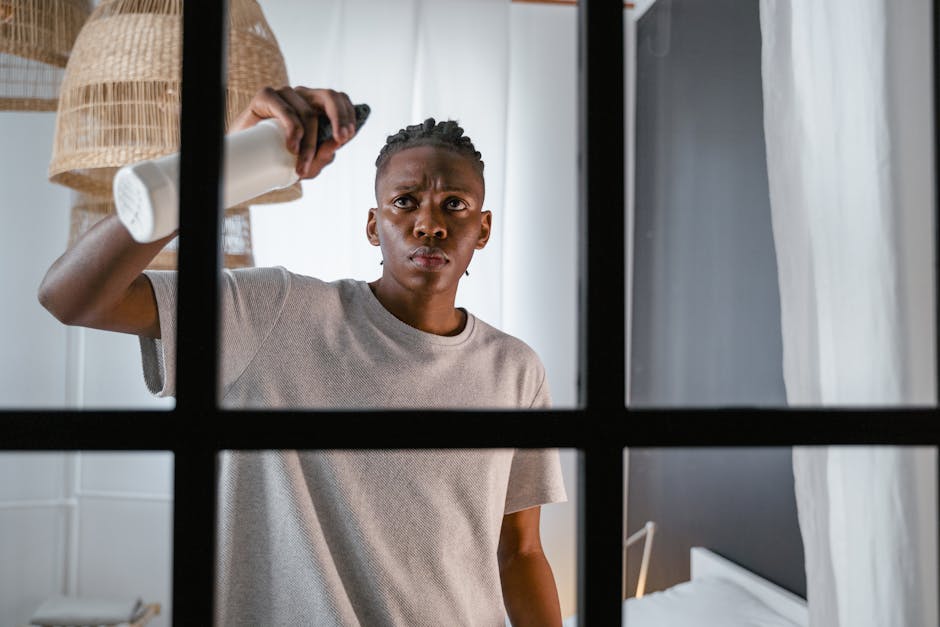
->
[0, 452, 173, 627]
[0, 112, 70, 407]
[502, 4, 580, 618]
[73, 452, 173, 625]
[0, 109, 174, 625]
[0, 453, 68, 624]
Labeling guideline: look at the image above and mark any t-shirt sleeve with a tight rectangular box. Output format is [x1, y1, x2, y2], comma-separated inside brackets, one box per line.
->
[504, 448, 568, 515]
[138, 266, 292, 397]
[529, 368, 551, 408]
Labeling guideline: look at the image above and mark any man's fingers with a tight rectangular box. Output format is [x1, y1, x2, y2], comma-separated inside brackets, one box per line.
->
[298, 87, 355, 145]
[338, 91, 357, 140]
[300, 139, 339, 179]
[277, 87, 321, 175]
[230, 86, 357, 180]
[252, 86, 305, 154]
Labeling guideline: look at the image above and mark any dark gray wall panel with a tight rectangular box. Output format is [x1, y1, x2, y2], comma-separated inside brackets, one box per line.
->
[630, 0, 787, 406]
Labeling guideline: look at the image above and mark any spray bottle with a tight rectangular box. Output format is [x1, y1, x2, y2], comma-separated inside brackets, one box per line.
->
[113, 104, 370, 243]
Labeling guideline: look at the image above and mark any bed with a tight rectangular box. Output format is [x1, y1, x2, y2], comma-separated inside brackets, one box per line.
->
[561, 546, 808, 627]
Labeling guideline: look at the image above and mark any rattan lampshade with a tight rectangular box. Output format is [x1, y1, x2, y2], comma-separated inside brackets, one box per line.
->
[70, 191, 255, 270]
[48, 0, 301, 207]
[0, 0, 91, 111]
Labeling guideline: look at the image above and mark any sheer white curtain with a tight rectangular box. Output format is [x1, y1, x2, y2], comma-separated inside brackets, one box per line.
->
[760, 1, 937, 626]
[253, 0, 510, 326]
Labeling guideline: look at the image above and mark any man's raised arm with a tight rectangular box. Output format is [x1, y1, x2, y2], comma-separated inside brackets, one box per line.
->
[38, 86, 359, 338]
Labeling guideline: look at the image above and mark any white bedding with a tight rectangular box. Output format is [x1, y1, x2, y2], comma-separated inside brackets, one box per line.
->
[561, 576, 804, 627]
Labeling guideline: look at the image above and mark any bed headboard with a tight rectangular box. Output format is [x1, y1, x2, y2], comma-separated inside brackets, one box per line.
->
[625, 448, 806, 599]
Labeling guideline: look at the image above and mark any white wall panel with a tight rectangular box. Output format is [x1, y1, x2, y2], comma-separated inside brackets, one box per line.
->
[0, 112, 70, 409]
[80, 453, 173, 496]
[503, 4, 578, 410]
[77, 498, 172, 627]
[0, 508, 67, 626]
[0, 453, 66, 501]
[503, 4, 580, 620]
[81, 329, 174, 410]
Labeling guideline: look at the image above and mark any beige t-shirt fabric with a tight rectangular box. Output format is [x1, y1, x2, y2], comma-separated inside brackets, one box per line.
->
[139, 266, 567, 626]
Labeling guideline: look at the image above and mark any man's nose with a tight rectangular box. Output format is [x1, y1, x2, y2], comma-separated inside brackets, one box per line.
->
[413, 203, 447, 239]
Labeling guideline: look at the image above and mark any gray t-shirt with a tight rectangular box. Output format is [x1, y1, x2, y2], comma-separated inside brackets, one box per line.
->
[140, 266, 567, 626]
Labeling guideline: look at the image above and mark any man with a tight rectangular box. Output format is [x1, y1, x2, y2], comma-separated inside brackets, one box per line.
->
[39, 85, 566, 626]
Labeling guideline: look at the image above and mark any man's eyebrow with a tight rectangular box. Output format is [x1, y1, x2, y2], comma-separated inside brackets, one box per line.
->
[388, 181, 420, 192]
[441, 185, 475, 194]
[386, 180, 476, 194]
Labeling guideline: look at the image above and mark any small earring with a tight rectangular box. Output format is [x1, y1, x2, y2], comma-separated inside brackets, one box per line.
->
[465, 269, 470, 277]
[380, 259, 384, 266]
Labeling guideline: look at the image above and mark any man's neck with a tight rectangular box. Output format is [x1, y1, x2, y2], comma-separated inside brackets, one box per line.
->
[368, 278, 466, 336]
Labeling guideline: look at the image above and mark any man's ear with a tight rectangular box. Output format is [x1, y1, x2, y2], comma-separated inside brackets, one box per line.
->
[366, 208, 380, 246]
[475, 210, 493, 250]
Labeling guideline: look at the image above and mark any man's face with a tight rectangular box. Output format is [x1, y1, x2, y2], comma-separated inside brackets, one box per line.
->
[368, 145, 491, 295]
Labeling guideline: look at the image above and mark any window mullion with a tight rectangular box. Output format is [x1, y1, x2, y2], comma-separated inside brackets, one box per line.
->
[174, 0, 227, 624]
[578, 0, 627, 625]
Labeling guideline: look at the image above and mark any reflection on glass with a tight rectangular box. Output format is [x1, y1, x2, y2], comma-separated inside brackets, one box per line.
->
[626, 0, 936, 408]
[0, 452, 172, 627]
[190, 0, 579, 410]
[18, 2, 580, 412]
[216, 448, 578, 624]
[4, 0, 183, 409]
[616, 447, 937, 627]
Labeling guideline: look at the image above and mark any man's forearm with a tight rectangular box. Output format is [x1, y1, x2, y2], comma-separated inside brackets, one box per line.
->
[500, 549, 563, 627]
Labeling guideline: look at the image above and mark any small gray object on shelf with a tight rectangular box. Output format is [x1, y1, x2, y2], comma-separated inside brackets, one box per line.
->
[30, 596, 145, 626]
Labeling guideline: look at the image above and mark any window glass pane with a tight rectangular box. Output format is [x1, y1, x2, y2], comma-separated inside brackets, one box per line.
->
[198, 0, 580, 410]
[0, 451, 173, 626]
[621, 446, 938, 626]
[1, 108, 75, 408]
[216, 447, 578, 623]
[7, 0, 177, 411]
[625, 0, 936, 407]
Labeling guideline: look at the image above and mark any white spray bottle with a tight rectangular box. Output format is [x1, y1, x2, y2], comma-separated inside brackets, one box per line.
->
[113, 103, 370, 243]
[113, 119, 297, 243]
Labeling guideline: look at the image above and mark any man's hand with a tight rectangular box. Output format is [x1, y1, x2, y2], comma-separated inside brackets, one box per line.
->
[229, 86, 359, 180]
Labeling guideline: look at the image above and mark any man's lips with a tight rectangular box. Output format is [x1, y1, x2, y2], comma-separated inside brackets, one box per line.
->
[409, 246, 448, 270]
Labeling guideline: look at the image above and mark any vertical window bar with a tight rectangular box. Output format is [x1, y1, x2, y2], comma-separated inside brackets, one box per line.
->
[934, 0, 939, 400]
[577, 0, 626, 626]
[934, 0, 939, 609]
[175, 0, 228, 624]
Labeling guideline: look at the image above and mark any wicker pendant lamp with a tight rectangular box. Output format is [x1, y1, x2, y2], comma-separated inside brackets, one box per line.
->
[0, 0, 92, 111]
[48, 0, 301, 204]
[70, 191, 256, 270]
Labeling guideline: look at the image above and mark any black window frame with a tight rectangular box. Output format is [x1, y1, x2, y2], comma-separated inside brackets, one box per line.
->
[3, 1, 938, 626]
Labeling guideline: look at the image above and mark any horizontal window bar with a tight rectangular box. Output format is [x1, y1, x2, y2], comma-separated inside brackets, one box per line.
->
[2, 408, 938, 449]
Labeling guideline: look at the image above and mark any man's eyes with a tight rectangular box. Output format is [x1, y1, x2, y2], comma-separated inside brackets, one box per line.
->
[391, 196, 468, 211]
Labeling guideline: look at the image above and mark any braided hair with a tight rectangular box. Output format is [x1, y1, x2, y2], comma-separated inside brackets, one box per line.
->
[375, 118, 485, 186]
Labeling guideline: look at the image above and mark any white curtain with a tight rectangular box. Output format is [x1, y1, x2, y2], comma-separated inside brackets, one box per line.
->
[759, 1, 937, 626]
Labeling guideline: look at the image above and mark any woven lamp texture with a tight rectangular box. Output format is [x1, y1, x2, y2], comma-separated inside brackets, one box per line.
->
[0, 0, 92, 111]
[49, 0, 301, 207]
[70, 192, 256, 270]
